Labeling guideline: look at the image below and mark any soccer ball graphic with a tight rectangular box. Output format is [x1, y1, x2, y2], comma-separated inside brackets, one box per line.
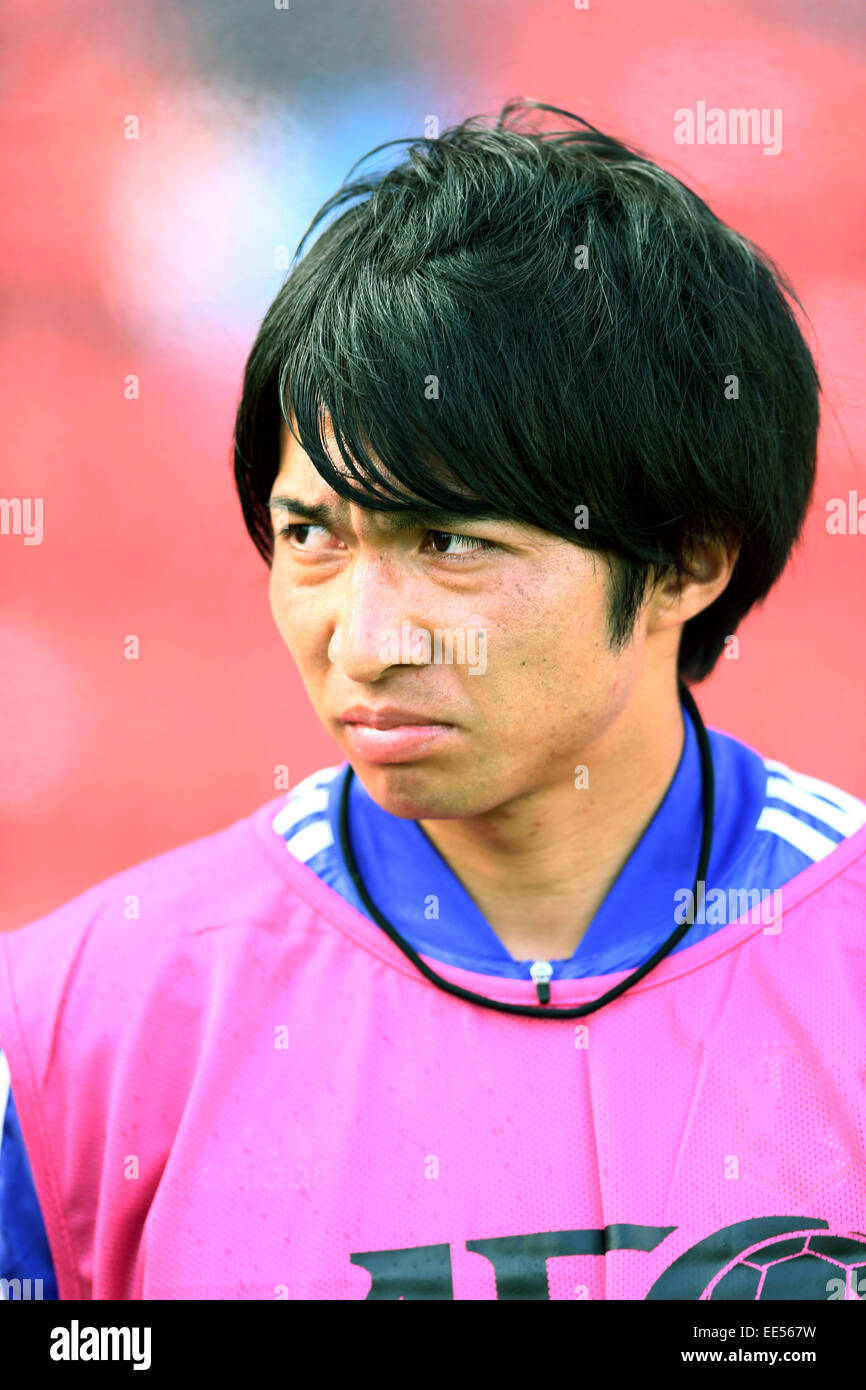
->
[702, 1231, 866, 1299]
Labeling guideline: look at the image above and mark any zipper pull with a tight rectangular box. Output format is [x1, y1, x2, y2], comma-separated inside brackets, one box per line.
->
[530, 960, 553, 1005]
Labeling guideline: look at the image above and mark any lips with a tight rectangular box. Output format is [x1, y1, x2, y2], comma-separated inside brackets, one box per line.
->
[336, 706, 458, 764]
[338, 706, 452, 730]
[340, 719, 457, 764]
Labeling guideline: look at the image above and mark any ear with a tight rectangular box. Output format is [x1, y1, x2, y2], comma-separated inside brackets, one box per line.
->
[645, 535, 740, 635]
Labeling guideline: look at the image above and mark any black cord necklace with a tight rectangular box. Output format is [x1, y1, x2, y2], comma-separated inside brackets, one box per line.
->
[337, 680, 714, 1018]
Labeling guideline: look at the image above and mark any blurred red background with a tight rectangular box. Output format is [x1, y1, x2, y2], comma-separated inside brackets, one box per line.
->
[2, 0, 864, 931]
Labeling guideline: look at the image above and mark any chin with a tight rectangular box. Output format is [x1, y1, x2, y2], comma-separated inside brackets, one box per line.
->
[352, 761, 484, 821]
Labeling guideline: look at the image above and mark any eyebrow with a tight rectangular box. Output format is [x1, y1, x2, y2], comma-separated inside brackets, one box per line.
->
[266, 494, 508, 534]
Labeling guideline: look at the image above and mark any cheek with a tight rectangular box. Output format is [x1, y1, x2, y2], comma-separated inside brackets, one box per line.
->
[269, 573, 324, 663]
[268, 574, 293, 645]
[483, 584, 617, 729]
[500, 582, 604, 670]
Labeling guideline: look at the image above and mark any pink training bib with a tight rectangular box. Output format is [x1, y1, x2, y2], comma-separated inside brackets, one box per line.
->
[1, 793, 865, 1300]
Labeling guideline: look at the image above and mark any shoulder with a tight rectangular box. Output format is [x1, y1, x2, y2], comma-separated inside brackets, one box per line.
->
[716, 730, 866, 950]
[755, 753, 866, 860]
[699, 726, 866, 945]
[0, 775, 344, 1051]
[709, 725, 866, 856]
[5, 781, 331, 950]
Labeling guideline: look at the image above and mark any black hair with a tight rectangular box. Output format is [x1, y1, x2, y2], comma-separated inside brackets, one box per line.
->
[233, 98, 820, 683]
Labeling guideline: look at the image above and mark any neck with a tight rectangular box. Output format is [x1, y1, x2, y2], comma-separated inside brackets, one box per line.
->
[418, 682, 688, 962]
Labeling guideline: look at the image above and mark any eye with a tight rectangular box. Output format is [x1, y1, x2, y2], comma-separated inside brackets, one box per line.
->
[277, 523, 341, 550]
[424, 531, 497, 560]
[276, 523, 497, 560]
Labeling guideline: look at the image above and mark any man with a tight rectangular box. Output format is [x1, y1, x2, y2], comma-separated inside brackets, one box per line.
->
[2, 100, 864, 1301]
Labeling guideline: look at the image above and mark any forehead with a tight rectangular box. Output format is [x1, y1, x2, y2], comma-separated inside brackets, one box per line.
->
[274, 413, 482, 510]
[270, 415, 580, 557]
[276, 416, 438, 519]
[276, 416, 350, 494]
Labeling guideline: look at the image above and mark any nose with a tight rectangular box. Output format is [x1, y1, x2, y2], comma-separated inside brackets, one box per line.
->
[328, 554, 420, 683]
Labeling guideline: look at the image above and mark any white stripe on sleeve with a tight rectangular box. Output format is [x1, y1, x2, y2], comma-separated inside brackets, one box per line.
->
[272, 786, 330, 837]
[765, 776, 865, 839]
[755, 806, 839, 862]
[285, 819, 335, 864]
[763, 759, 866, 825]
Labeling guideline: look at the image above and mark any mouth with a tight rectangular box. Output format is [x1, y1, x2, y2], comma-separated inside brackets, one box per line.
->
[338, 716, 457, 764]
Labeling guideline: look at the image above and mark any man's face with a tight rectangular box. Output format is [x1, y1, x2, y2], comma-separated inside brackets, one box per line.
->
[268, 422, 652, 820]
